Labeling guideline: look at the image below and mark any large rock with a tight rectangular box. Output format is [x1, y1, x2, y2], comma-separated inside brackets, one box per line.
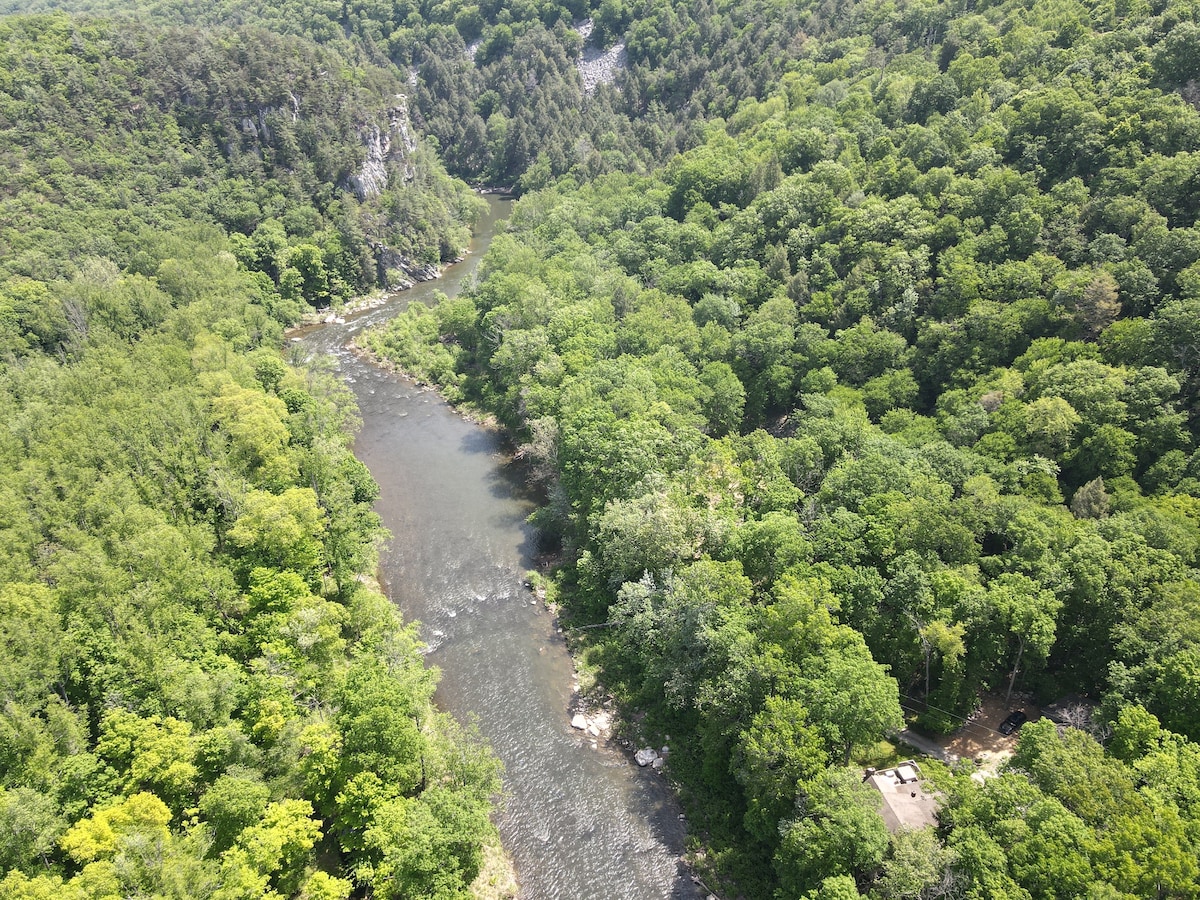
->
[574, 19, 628, 96]
[634, 748, 659, 767]
[571, 714, 588, 730]
[347, 96, 418, 199]
[375, 246, 443, 289]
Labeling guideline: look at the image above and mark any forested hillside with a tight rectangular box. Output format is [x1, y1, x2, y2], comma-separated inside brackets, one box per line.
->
[0, 10, 502, 900]
[0, 13, 480, 322]
[0, 0, 844, 187]
[3, 0, 1200, 895]
[363, 0, 1200, 895]
[0, 271, 501, 899]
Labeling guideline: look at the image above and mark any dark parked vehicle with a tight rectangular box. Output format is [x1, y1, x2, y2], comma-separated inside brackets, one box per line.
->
[999, 710, 1028, 735]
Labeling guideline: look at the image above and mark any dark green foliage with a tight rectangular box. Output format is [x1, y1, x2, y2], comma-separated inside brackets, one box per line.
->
[939, 715, 1200, 900]
[0, 0, 912, 186]
[362, 0, 1200, 892]
[6, 0, 1200, 893]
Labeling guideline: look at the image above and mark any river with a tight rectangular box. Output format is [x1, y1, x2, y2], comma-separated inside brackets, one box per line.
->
[296, 197, 703, 899]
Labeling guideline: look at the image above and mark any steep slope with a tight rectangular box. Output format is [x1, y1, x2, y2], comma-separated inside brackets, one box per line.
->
[0, 12, 503, 900]
[0, 12, 479, 343]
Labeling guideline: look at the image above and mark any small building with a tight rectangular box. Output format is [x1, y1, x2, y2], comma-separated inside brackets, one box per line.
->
[865, 761, 941, 832]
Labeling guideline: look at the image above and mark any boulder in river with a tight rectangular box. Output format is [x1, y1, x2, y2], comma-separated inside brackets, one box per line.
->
[635, 748, 659, 767]
[571, 713, 588, 730]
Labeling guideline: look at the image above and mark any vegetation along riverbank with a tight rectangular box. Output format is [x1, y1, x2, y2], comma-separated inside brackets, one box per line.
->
[3, 0, 1200, 896]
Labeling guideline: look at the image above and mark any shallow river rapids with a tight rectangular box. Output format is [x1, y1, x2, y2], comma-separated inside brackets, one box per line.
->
[295, 197, 703, 899]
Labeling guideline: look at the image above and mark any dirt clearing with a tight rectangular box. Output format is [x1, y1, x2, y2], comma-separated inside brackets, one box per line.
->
[901, 694, 1041, 772]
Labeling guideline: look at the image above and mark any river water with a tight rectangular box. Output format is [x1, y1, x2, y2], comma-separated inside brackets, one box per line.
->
[296, 197, 701, 899]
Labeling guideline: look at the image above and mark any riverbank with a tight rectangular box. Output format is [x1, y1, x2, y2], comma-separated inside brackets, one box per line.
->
[347, 341, 503, 430]
[350, 574, 523, 898]
[291, 258, 458, 327]
[298, 193, 701, 898]
[355, 326, 704, 874]
[292, 183, 511, 329]
[351, 310, 709, 894]
[471, 835, 520, 899]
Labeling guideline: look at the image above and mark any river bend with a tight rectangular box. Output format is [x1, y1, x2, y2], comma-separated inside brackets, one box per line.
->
[296, 198, 701, 899]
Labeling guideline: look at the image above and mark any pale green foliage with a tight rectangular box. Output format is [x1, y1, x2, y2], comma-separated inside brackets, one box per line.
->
[1070, 477, 1111, 519]
[0, 584, 60, 707]
[234, 799, 323, 897]
[597, 483, 710, 587]
[95, 711, 198, 810]
[1023, 397, 1082, 456]
[7, 0, 1200, 895]
[58, 792, 172, 864]
[362, 788, 490, 900]
[876, 828, 957, 900]
[228, 488, 326, 577]
[209, 381, 298, 488]
[807, 875, 863, 900]
[301, 871, 353, 900]
[359, 303, 468, 402]
[0, 788, 65, 874]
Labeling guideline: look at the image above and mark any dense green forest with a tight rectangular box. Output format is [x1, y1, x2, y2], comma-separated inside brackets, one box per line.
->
[0, 13, 481, 316]
[362, 0, 1200, 895]
[4, 0, 1200, 896]
[0, 0, 834, 187]
[0, 284, 501, 899]
[0, 10, 502, 900]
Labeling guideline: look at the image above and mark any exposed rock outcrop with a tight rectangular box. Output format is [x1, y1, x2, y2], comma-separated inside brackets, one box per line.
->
[347, 95, 418, 200]
[372, 244, 442, 290]
[575, 19, 627, 95]
[238, 92, 300, 145]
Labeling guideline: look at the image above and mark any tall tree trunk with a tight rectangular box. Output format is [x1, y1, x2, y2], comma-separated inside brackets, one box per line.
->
[1004, 637, 1025, 706]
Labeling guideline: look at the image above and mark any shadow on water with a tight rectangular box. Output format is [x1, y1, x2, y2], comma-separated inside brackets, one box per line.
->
[297, 196, 703, 900]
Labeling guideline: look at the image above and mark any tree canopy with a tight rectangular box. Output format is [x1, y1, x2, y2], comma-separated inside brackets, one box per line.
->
[0, 8, 501, 898]
[4, 0, 1200, 894]
[362, 0, 1200, 892]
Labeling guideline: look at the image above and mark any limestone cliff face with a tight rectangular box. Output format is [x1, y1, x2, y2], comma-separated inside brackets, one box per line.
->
[347, 95, 418, 200]
[238, 91, 300, 145]
[346, 95, 438, 288]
